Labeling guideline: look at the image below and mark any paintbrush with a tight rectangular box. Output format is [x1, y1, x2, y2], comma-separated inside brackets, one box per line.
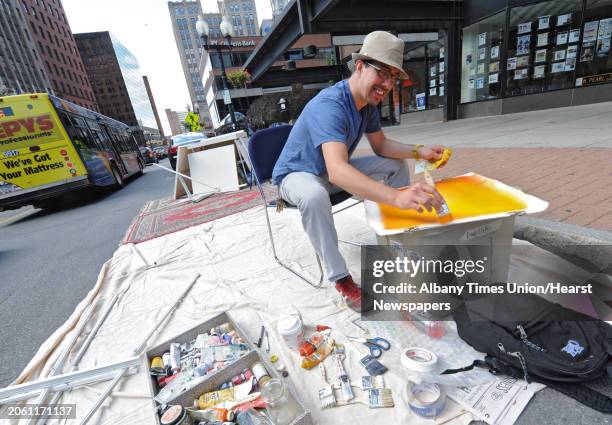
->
[333, 388, 395, 409]
[333, 345, 354, 401]
[318, 363, 336, 408]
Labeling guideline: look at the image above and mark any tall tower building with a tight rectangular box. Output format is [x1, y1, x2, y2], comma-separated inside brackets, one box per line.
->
[75, 32, 157, 145]
[20, 0, 98, 110]
[270, 0, 291, 21]
[219, 0, 259, 36]
[0, 0, 51, 95]
[167, 1, 210, 121]
[143, 76, 165, 140]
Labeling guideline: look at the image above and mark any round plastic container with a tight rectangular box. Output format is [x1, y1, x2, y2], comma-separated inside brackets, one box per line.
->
[277, 314, 304, 351]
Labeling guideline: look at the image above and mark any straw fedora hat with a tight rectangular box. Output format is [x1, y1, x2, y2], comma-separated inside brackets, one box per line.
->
[352, 31, 408, 79]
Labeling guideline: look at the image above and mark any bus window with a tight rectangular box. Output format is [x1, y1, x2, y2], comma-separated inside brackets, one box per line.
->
[70, 115, 98, 151]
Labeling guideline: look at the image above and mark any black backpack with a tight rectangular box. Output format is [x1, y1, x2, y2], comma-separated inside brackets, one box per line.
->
[446, 293, 612, 413]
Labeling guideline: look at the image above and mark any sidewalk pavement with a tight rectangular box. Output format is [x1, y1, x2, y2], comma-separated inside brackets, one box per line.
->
[356, 101, 612, 233]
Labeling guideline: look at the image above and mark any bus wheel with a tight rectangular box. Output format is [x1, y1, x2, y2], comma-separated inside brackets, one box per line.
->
[111, 164, 125, 188]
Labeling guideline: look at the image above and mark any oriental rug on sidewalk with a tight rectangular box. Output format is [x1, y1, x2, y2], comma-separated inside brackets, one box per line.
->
[122, 184, 277, 244]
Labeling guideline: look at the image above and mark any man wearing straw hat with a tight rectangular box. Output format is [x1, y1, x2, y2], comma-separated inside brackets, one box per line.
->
[272, 31, 448, 312]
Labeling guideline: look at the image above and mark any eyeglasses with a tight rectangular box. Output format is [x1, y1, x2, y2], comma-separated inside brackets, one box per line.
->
[364, 61, 398, 83]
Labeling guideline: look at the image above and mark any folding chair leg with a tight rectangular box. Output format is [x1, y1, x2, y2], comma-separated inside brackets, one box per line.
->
[332, 200, 364, 248]
[254, 181, 324, 288]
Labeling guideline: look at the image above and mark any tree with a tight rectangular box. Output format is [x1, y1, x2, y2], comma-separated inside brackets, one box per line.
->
[227, 70, 250, 89]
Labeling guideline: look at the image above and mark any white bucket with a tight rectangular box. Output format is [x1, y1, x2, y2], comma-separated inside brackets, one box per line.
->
[277, 314, 304, 351]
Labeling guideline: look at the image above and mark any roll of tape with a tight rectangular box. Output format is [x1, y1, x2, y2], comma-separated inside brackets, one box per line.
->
[407, 382, 446, 418]
[401, 347, 438, 373]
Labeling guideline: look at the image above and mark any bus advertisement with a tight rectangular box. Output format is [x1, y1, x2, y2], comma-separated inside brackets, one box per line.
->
[0, 93, 144, 210]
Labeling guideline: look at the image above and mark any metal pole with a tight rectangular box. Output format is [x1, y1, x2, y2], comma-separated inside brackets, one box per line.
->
[37, 287, 130, 424]
[217, 45, 237, 131]
[79, 273, 201, 425]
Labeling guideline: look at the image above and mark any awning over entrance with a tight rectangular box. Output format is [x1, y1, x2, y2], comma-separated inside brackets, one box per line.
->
[244, 0, 463, 82]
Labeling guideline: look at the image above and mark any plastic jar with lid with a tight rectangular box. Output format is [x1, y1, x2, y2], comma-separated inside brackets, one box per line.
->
[261, 379, 301, 425]
[160, 405, 193, 425]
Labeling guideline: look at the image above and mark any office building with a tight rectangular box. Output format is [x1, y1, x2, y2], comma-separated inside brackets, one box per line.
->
[20, 0, 97, 110]
[270, 0, 290, 21]
[168, 0, 210, 122]
[218, 0, 259, 36]
[75, 31, 158, 144]
[0, 0, 51, 95]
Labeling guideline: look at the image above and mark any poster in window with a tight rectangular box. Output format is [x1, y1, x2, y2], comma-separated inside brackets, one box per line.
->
[440, 47, 445, 59]
[429, 87, 437, 96]
[554, 49, 566, 61]
[565, 57, 576, 71]
[514, 68, 529, 80]
[538, 16, 550, 30]
[507, 57, 517, 70]
[537, 32, 549, 47]
[517, 35, 531, 55]
[468, 79, 475, 89]
[466, 54, 473, 65]
[566, 45, 578, 59]
[551, 62, 566, 73]
[479, 32, 487, 46]
[416, 93, 426, 110]
[439, 61, 445, 73]
[476, 77, 485, 89]
[430, 65, 437, 77]
[489, 61, 500, 73]
[478, 47, 487, 60]
[439, 85, 445, 96]
[490, 45, 500, 59]
[535, 49, 547, 63]
[556, 31, 568, 45]
[477, 63, 486, 74]
[596, 18, 612, 57]
[518, 22, 532, 34]
[489, 73, 499, 84]
[533, 65, 546, 79]
[517, 56, 530, 68]
[569, 29, 581, 43]
[557, 13, 572, 27]
[580, 42, 595, 62]
[583, 21, 599, 43]
[439, 74, 445, 85]
[430, 79, 436, 88]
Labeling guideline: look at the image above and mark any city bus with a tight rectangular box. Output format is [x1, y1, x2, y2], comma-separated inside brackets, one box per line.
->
[0, 93, 145, 210]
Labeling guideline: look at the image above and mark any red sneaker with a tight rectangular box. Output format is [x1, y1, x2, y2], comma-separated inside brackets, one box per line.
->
[335, 275, 362, 312]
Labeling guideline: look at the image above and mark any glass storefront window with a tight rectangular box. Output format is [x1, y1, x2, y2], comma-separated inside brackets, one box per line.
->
[401, 36, 446, 112]
[506, 0, 582, 97]
[402, 46, 426, 112]
[461, 11, 505, 103]
[426, 39, 446, 109]
[576, 0, 612, 87]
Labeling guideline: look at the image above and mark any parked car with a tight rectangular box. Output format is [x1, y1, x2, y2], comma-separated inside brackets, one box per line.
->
[214, 112, 252, 136]
[139, 146, 158, 164]
[168, 132, 207, 170]
[153, 146, 167, 159]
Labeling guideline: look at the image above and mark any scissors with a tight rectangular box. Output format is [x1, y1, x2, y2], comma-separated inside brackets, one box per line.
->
[347, 336, 391, 358]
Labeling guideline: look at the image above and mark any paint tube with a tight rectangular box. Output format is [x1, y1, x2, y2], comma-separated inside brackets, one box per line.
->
[301, 336, 334, 369]
[186, 407, 234, 422]
[197, 377, 254, 409]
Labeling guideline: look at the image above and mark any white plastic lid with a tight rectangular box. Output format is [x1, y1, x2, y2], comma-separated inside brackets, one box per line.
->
[277, 314, 302, 335]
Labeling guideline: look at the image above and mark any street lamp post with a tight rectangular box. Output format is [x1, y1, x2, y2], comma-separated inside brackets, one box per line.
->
[196, 15, 237, 131]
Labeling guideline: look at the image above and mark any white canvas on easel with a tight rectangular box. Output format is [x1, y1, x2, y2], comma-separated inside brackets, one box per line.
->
[187, 144, 239, 195]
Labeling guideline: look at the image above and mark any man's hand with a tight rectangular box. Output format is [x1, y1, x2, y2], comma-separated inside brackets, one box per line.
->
[392, 183, 444, 213]
[417, 145, 446, 163]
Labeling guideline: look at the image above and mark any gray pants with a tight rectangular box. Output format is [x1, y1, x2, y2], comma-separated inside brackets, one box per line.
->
[279, 155, 410, 282]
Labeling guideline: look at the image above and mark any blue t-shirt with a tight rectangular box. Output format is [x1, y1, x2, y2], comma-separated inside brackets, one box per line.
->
[272, 80, 381, 185]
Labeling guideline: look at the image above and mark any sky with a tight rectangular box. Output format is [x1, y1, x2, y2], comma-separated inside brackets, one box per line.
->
[62, 0, 272, 135]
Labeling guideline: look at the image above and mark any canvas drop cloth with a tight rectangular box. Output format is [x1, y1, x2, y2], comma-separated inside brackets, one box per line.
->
[8, 200, 609, 425]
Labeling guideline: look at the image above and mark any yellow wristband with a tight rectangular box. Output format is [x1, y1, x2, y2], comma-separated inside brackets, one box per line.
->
[412, 144, 423, 160]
